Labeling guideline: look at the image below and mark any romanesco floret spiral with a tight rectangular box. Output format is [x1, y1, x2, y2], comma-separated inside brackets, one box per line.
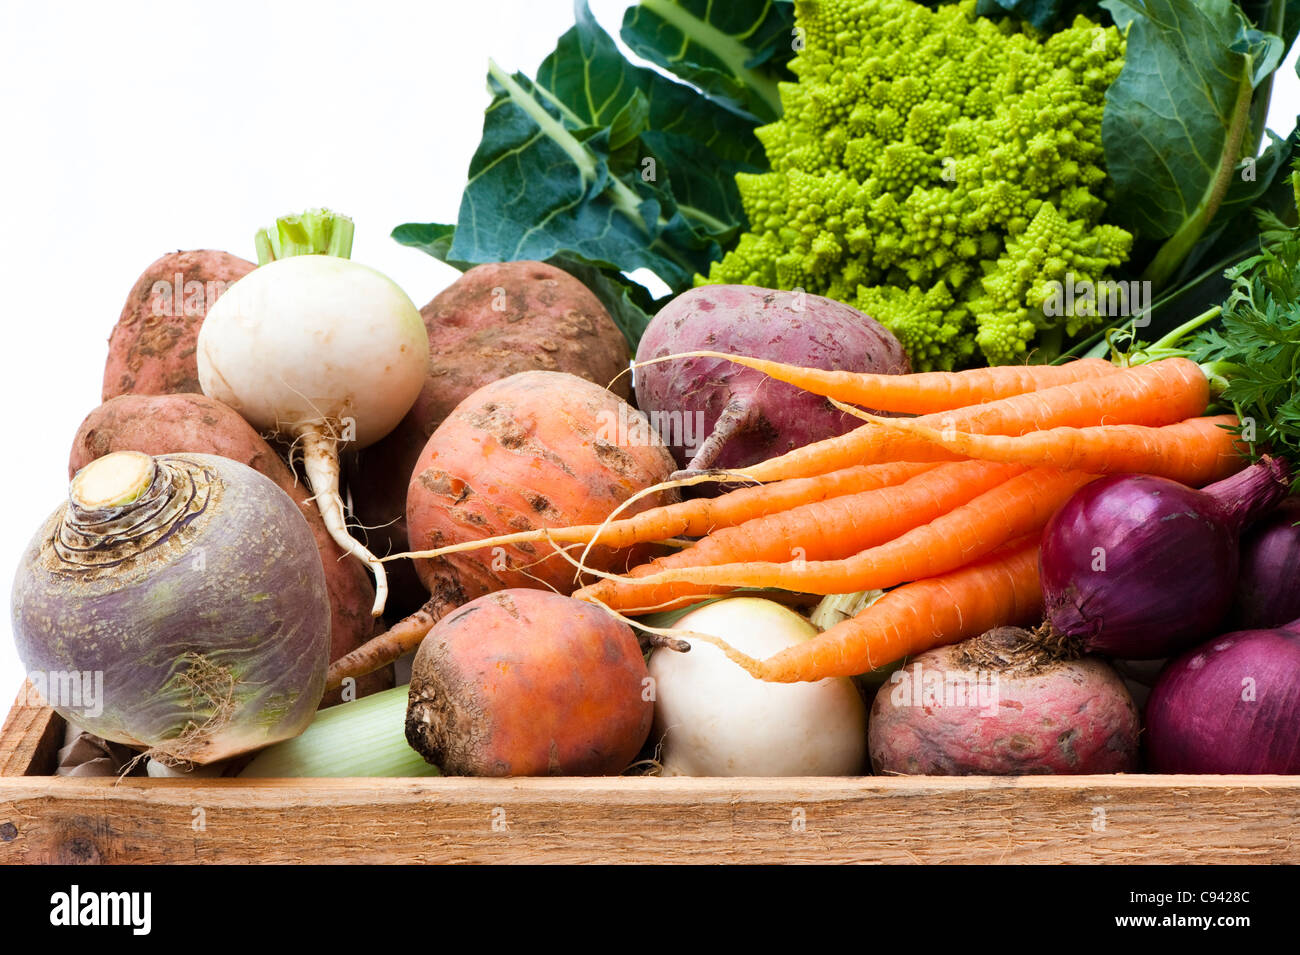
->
[700, 0, 1132, 370]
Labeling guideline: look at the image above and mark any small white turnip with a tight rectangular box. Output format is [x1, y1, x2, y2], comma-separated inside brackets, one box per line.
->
[648, 597, 867, 776]
[197, 210, 427, 616]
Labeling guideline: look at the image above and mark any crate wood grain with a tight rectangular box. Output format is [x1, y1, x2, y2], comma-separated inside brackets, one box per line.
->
[3, 689, 1298, 864]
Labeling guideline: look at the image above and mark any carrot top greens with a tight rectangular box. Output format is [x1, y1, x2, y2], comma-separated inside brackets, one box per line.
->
[1185, 213, 1300, 466]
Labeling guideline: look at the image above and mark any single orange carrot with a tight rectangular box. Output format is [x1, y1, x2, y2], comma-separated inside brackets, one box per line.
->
[736, 357, 1210, 481]
[577, 468, 1093, 611]
[390, 461, 939, 562]
[843, 413, 1245, 481]
[640, 352, 1120, 413]
[721, 536, 1044, 682]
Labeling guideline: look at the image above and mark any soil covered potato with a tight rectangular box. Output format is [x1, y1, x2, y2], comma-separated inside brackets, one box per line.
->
[103, 250, 255, 401]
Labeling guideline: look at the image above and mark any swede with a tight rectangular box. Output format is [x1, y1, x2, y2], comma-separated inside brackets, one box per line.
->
[11, 451, 332, 764]
[67, 392, 390, 705]
[197, 210, 426, 616]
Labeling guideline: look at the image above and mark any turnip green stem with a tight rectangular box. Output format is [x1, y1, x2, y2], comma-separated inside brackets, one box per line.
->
[1147, 306, 1222, 353]
[255, 209, 355, 265]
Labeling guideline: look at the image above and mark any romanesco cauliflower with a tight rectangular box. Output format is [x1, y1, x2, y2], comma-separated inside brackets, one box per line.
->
[702, 0, 1133, 370]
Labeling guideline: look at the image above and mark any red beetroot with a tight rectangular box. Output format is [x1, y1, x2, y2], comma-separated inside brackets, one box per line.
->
[868, 627, 1139, 775]
[633, 285, 909, 472]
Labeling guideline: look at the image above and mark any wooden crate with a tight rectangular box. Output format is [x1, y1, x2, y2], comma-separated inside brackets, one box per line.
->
[2, 687, 1297, 864]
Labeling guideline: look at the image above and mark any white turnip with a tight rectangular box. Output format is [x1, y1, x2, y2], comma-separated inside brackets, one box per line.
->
[647, 598, 867, 776]
[197, 210, 427, 616]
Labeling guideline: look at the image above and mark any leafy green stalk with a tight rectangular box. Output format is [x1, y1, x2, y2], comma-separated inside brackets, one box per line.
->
[1184, 222, 1300, 465]
[395, 0, 788, 347]
[1139, 70, 1255, 288]
[1100, 0, 1285, 291]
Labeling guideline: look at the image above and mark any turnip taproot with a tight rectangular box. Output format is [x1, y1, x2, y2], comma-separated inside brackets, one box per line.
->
[647, 598, 867, 776]
[103, 250, 255, 401]
[11, 452, 331, 764]
[405, 589, 652, 776]
[346, 260, 631, 617]
[326, 370, 677, 688]
[197, 210, 426, 616]
[634, 285, 909, 472]
[67, 393, 389, 704]
[867, 627, 1140, 775]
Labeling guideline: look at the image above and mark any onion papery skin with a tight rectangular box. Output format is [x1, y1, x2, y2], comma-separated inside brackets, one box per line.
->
[1041, 460, 1291, 660]
[1232, 500, 1300, 630]
[1145, 626, 1300, 774]
[11, 453, 331, 764]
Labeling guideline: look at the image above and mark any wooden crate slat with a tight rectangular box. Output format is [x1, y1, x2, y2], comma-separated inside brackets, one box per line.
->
[0, 684, 63, 777]
[4, 691, 1298, 864]
[1, 775, 1297, 864]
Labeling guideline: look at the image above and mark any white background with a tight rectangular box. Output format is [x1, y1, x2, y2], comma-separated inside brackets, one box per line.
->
[1, 1, 1298, 708]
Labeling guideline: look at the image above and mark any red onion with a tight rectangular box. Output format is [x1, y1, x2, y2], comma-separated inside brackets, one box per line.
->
[1145, 624, 1300, 774]
[1039, 457, 1291, 659]
[1231, 499, 1300, 630]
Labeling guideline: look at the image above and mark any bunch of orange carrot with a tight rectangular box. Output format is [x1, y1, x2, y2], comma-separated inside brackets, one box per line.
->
[402, 352, 1246, 684]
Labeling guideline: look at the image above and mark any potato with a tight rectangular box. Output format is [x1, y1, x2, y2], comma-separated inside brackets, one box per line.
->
[103, 250, 255, 401]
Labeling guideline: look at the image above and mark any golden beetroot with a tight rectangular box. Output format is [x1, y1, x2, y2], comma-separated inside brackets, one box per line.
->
[346, 261, 631, 617]
[405, 589, 652, 776]
[326, 370, 676, 688]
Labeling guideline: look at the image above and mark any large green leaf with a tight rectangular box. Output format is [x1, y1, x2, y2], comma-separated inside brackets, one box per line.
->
[1101, 0, 1284, 287]
[532, 0, 766, 232]
[396, 0, 783, 343]
[444, 63, 704, 289]
[619, 0, 795, 123]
